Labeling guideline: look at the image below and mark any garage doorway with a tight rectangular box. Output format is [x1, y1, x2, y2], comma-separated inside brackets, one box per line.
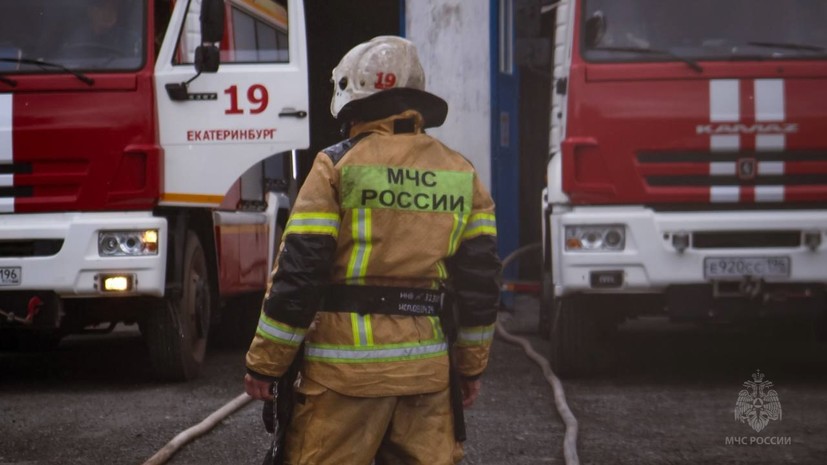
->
[301, 0, 402, 175]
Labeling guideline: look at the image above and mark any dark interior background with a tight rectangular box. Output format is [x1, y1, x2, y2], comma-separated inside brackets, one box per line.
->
[300, 1, 401, 178]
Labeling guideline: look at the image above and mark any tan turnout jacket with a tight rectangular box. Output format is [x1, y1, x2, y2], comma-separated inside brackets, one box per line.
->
[246, 110, 501, 397]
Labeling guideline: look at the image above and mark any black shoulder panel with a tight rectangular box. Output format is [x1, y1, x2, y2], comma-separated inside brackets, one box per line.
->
[445, 235, 502, 327]
[322, 133, 370, 166]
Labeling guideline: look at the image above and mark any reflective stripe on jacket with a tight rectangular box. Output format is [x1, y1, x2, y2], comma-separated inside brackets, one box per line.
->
[245, 109, 501, 397]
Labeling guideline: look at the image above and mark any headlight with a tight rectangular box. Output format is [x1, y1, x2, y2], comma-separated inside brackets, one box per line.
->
[98, 230, 159, 256]
[565, 225, 625, 251]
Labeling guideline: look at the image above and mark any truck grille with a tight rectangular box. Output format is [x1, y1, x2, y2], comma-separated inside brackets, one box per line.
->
[0, 186, 34, 197]
[0, 162, 32, 174]
[0, 163, 34, 203]
[637, 151, 827, 203]
[692, 231, 801, 249]
[0, 239, 64, 257]
[0, 160, 87, 208]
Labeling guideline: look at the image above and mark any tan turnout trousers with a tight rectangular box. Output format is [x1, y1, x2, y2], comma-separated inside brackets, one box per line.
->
[285, 378, 464, 465]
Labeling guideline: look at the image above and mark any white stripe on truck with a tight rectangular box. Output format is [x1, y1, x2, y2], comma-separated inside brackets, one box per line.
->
[707, 79, 788, 203]
[0, 93, 12, 212]
[709, 79, 740, 122]
[0, 93, 11, 163]
[755, 79, 785, 122]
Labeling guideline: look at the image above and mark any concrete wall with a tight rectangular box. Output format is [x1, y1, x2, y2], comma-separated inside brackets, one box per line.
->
[405, 1, 492, 189]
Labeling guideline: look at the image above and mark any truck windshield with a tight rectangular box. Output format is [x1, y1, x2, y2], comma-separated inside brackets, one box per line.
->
[581, 0, 827, 63]
[0, 0, 145, 73]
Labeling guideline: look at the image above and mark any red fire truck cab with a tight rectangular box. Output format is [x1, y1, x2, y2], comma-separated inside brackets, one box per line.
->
[542, 0, 827, 375]
[0, 0, 309, 380]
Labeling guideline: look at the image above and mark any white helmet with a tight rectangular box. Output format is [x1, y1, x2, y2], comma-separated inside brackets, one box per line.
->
[330, 36, 447, 127]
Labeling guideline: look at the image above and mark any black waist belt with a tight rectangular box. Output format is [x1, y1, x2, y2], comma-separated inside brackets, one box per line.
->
[321, 285, 446, 317]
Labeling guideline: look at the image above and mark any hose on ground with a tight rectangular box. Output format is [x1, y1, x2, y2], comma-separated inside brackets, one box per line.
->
[498, 242, 580, 465]
[495, 321, 580, 465]
[141, 392, 253, 465]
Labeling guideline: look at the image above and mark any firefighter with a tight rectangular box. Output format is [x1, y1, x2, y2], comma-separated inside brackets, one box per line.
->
[244, 35, 501, 465]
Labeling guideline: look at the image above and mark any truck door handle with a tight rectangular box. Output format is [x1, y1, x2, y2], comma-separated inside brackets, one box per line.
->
[278, 109, 308, 118]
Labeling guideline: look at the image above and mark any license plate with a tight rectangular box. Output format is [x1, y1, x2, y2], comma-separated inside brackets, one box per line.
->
[0, 267, 21, 286]
[704, 257, 790, 279]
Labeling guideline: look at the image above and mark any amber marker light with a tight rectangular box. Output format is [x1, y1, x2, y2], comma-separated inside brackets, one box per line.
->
[100, 274, 134, 292]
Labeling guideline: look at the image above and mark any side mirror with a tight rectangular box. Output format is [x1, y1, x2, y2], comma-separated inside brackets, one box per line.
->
[195, 45, 220, 73]
[200, 0, 225, 44]
[166, 0, 224, 99]
[197, 0, 224, 74]
[584, 11, 607, 48]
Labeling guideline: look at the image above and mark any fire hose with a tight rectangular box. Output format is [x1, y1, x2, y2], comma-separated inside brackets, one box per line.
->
[142, 244, 580, 465]
[141, 393, 253, 465]
[497, 243, 580, 465]
[495, 321, 580, 465]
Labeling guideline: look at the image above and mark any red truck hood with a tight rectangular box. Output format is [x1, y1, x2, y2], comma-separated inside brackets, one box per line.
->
[1, 73, 160, 214]
[562, 60, 827, 207]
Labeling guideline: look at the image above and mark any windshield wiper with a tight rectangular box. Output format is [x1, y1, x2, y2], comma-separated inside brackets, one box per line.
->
[589, 46, 704, 73]
[747, 41, 825, 53]
[0, 57, 94, 85]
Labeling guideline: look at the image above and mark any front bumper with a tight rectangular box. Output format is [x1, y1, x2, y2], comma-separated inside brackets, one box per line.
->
[550, 206, 827, 296]
[0, 212, 167, 297]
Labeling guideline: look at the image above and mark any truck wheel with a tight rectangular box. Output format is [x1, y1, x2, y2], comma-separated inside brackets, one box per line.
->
[144, 231, 212, 381]
[548, 295, 600, 377]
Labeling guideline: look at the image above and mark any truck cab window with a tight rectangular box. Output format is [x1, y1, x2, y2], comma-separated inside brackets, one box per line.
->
[0, 0, 145, 72]
[174, 0, 289, 65]
[582, 0, 827, 63]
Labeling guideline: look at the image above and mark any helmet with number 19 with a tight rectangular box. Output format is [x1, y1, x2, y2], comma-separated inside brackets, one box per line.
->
[330, 36, 447, 128]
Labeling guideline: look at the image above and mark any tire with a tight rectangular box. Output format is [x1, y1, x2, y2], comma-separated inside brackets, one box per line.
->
[144, 231, 213, 381]
[548, 295, 601, 377]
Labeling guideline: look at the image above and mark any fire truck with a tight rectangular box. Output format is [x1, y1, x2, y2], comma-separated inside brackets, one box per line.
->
[0, 0, 309, 380]
[542, 0, 827, 375]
